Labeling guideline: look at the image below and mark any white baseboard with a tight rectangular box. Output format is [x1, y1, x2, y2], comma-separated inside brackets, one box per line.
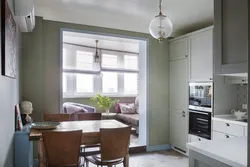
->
[146, 144, 171, 152]
[171, 145, 189, 156]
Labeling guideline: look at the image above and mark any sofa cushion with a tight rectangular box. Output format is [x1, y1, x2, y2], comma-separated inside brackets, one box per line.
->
[116, 113, 139, 126]
[120, 103, 136, 114]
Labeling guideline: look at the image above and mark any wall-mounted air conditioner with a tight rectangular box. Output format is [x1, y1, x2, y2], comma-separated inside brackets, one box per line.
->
[15, 0, 35, 32]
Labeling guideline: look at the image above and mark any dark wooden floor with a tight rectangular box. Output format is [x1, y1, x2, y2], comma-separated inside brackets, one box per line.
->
[88, 150, 188, 167]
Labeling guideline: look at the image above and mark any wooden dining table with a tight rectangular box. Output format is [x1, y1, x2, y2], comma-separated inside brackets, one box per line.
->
[29, 119, 130, 167]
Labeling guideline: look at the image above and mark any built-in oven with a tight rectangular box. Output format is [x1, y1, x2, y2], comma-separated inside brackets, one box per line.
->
[189, 82, 213, 112]
[189, 110, 211, 140]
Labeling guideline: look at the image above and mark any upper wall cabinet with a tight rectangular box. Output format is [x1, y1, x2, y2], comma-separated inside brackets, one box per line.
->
[214, 0, 248, 75]
[190, 28, 213, 82]
[169, 27, 213, 82]
[169, 38, 188, 61]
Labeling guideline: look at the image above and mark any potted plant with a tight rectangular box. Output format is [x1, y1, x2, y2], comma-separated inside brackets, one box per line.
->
[90, 94, 118, 114]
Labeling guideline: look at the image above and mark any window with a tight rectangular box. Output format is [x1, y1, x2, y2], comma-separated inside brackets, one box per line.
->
[62, 73, 67, 93]
[102, 72, 118, 93]
[76, 74, 94, 93]
[124, 55, 138, 70]
[102, 54, 118, 68]
[62, 44, 139, 97]
[76, 51, 94, 70]
[124, 73, 138, 94]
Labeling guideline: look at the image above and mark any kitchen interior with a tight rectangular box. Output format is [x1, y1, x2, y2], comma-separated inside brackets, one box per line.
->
[169, 0, 248, 167]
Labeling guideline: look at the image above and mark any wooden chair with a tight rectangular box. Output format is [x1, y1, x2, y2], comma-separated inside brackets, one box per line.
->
[86, 126, 131, 167]
[78, 113, 102, 121]
[78, 113, 102, 166]
[43, 113, 70, 122]
[42, 130, 82, 167]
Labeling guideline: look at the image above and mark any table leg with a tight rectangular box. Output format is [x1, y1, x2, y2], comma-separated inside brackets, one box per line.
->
[37, 139, 46, 167]
[123, 154, 129, 167]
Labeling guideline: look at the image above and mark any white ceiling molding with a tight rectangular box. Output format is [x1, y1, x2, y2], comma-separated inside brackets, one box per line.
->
[34, 0, 214, 37]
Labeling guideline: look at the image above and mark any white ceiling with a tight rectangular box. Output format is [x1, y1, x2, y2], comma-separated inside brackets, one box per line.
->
[35, 0, 214, 36]
[63, 31, 140, 53]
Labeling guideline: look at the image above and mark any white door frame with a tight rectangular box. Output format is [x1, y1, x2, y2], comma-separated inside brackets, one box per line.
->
[59, 28, 150, 149]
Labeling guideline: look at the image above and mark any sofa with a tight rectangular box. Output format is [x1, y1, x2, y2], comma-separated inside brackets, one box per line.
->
[116, 113, 139, 133]
[63, 102, 96, 120]
[115, 96, 139, 134]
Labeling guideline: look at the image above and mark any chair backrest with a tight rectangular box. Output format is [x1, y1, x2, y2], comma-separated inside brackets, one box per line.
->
[43, 113, 70, 122]
[42, 130, 82, 167]
[78, 113, 102, 121]
[100, 126, 131, 161]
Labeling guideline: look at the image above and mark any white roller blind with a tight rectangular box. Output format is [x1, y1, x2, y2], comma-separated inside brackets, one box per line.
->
[62, 43, 139, 97]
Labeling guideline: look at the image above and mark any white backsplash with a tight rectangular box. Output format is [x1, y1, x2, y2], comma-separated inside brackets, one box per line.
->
[237, 84, 247, 111]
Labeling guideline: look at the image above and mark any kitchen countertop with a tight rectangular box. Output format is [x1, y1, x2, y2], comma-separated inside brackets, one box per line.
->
[187, 137, 247, 167]
[213, 114, 248, 126]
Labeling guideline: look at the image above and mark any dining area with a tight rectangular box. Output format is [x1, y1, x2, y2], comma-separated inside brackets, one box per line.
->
[29, 113, 131, 167]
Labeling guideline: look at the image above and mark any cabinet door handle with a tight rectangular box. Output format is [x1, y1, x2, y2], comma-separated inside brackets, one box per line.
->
[182, 111, 185, 114]
[198, 138, 201, 141]
[225, 135, 230, 138]
[185, 55, 188, 58]
[182, 114, 186, 117]
[225, 123, 230, 127]
[209, 78, 213, 80]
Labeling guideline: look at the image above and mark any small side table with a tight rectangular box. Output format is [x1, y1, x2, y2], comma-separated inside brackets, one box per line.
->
[101, 113, 117, 120]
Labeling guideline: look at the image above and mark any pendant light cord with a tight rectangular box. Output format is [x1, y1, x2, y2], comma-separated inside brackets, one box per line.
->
[159, 0, 162, 15]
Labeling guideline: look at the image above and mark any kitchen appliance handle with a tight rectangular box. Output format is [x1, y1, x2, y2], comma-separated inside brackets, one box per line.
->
[189, 110, 210, 115]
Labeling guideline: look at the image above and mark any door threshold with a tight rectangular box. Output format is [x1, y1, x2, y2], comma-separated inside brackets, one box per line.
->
[129, 145, 146, 154]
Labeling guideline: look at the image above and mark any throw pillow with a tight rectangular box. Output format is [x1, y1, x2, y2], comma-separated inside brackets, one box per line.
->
[115, 102, 122, 113]
[116, 102, 130, 113]
[134, 96, 139, 113]
[120, 103, 136, 114]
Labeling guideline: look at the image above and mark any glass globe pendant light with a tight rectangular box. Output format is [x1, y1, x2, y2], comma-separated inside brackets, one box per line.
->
[149, 0, 173, 42]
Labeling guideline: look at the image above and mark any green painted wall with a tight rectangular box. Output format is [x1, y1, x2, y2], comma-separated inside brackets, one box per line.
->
[21, 17, 170, 146]
[21, 17, 44, 121]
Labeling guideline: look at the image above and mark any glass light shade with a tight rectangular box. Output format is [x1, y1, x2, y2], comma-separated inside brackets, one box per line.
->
[94, 53, 100, 63]
[93, 61, 101, 72]
[149, 15, 173, 41]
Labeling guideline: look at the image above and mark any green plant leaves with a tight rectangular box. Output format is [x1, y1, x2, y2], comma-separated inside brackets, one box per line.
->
[90, 94, 118, 110]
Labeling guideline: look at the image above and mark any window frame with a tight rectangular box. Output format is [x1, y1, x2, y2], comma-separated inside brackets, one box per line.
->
[62, 43, 139, 98]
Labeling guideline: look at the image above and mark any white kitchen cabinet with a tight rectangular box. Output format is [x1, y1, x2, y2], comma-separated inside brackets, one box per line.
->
[188, 134, 209, 143]
[170, 111, 188, 152]
[212, 118, 246, 141]
[169, 27, 213, 154]
[213, 119, 245, 137]
[224, 76, 248, 84]
[244, 126, 248, 136]
[213, 131, 237, 140]
[214, 0, 248, 74]
[169, 26, 213, 82]
[189, 28, 213, 82]
[169, 38, 188, 61]
[169, 54, 188, 153]
[170, 58, 188, 111]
